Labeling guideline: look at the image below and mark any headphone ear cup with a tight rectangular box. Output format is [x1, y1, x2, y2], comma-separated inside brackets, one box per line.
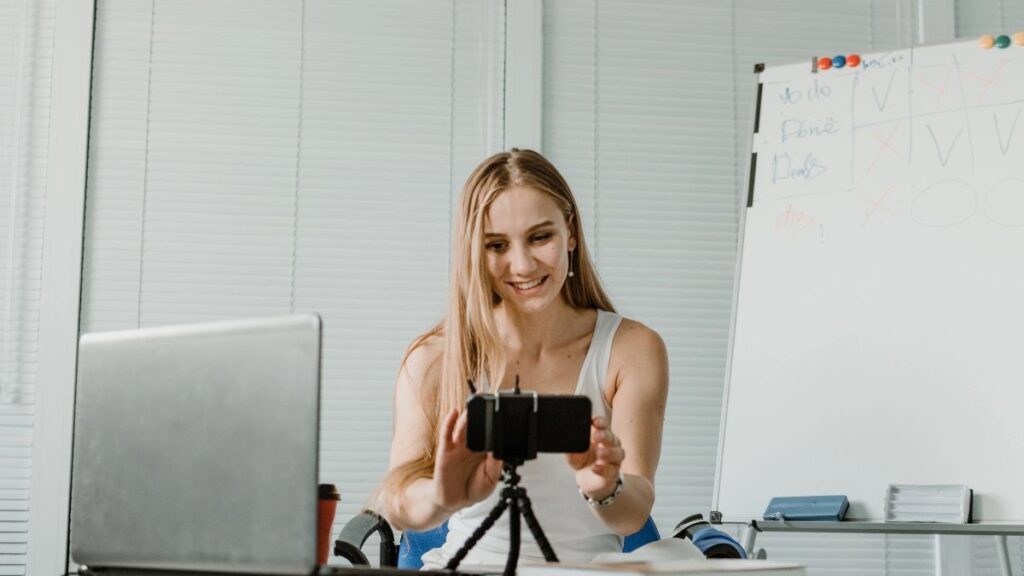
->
[672, 513, 706, 539]
[689, 527, 747, 559]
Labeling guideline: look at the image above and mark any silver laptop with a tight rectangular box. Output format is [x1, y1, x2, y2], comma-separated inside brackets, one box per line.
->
[71, 314, 322, 574]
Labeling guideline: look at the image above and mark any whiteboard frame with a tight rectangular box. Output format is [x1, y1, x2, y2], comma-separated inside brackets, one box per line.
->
[711, 61, 761, 523]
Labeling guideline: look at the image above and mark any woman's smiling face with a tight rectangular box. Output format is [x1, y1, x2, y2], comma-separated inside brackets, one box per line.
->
[483, 186, 575, 313]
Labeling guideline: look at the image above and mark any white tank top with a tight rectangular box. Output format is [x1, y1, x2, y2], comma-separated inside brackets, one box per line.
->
[421, 310, 624, 569]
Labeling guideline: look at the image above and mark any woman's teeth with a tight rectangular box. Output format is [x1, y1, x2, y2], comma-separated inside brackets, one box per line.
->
[512, 277, 544, 290]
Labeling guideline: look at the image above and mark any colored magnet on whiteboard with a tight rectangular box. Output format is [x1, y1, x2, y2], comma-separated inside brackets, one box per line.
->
[1014, 32, 1024, 46]
[817, 57, 833, 70]
[979, 35, 995, 49]
[995, 35, 1011, 48]
[846, 54, 861, 67]
[832, 55, 846, 69]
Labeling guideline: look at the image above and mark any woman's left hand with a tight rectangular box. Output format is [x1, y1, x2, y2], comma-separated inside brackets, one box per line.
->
[566, 416, 625, 501]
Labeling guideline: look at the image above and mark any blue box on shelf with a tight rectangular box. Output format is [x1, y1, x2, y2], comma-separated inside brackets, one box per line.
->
[763, 495, 849, 521]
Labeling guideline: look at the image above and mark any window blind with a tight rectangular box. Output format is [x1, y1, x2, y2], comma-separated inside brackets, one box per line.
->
[543, 1, 932, 573]
[0, 0, 54, 573]
[971, 535, 1024, 576]
[955, 0, 1024, 38]
[544, 0, 739, 522]
[82, 0, 504, 557]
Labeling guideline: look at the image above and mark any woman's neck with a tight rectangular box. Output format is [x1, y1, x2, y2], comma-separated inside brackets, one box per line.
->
[495, 300, 593, 358]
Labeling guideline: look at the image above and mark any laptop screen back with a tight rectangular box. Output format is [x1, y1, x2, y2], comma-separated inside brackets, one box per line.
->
[71, 314, 321, 574]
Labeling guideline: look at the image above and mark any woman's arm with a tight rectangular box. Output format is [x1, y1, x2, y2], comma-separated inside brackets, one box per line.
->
[568, 320, 669, 535]
[383, 341, 503, 531]
[382, 341, 444, 530]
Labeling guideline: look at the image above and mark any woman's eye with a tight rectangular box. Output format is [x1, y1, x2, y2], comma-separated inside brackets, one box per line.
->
[486, 242, 508, 253]
[531, 233, 553, 243]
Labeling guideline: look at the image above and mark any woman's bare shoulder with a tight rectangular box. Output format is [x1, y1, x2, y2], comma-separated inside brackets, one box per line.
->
[399, 332, 445, 392]
[607, 317, 668, 393]
[612, 317, 666, 358]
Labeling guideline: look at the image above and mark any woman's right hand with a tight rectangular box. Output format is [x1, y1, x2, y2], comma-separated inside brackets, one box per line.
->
[431, 408, 503, 513]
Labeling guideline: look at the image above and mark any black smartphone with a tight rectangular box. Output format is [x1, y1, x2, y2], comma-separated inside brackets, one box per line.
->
[466, 392, 591, 460]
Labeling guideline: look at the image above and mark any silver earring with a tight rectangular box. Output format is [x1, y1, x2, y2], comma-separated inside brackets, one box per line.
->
[568, 251, 575, 278]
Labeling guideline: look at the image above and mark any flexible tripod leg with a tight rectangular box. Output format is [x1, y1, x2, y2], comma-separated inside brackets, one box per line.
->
[504, 494, 521, 576]
[444, 463, 561, 573]
[517, 489, 559, 562]
[445, 492, 510, 571]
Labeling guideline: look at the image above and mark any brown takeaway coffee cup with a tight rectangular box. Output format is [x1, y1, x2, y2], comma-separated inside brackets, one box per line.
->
[317, 483, 340, 564]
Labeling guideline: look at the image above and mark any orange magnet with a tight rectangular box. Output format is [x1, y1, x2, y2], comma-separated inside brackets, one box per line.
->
[1012, 31, 1024, 46]
[979, 35, 995, 49]
[846, 54, 861, 67]
[817, 56, 833, 70]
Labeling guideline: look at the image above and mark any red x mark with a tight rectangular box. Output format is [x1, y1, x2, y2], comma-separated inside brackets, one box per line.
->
[917, 68, 952, 106]
[863, 124, 904, 177]
[862, 185, 898, 226]
[965, 62, 1007, 101]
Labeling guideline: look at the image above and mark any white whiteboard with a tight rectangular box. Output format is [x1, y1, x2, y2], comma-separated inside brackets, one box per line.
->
[714, 39, 1024, 523]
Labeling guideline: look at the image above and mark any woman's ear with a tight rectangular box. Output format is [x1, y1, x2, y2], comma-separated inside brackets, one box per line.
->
[567, 213, 578, 251]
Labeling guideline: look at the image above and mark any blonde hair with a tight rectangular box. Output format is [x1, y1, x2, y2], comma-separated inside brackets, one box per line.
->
[376, 149, 614, 518]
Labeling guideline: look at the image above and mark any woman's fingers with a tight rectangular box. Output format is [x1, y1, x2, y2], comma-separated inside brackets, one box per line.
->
[451, 409, 469, 444]
[485, 453, 503, 479]
[592, 416, 623, 447]
[434, 409, 500, 510]
[567, 416, 624, 473]
[438, 408, 460, 448]
[591, 416, 607, 438]
[596, 444, 625, 464]
[572, 417, 626, 498]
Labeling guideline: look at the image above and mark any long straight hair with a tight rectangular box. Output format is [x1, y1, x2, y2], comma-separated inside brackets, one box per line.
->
[377, 149, 614, 517]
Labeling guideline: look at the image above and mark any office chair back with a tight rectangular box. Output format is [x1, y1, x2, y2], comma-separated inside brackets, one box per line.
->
[396, 516, 660, 569]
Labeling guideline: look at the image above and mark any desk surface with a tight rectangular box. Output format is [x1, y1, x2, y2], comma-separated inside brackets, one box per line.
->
[752, 520, 1024, 536]
[82, 562, 807, 576]
[81, 565, 497, 576]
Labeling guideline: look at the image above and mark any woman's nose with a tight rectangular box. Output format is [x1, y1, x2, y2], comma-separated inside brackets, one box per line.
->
[508, 243, 536, 275]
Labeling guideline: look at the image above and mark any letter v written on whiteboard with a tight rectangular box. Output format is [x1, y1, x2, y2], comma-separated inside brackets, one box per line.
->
[926, 124, 964, 167]
[994, 106, 1024, 155]
[871, 69, 900, 111]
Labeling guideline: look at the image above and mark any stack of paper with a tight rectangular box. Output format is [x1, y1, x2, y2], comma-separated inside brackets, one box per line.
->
[517, 560, 805, 576]
[884, 484, 971, 523]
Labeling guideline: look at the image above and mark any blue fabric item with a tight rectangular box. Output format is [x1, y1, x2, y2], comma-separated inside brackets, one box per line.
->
[622, 516, 661, 553]
[689, 527, 747, 559]
[396, 516, 661, 569]
[397, 523, 448, 569]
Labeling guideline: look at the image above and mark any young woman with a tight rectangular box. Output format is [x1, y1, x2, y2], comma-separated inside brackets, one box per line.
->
[377, 149, 669, 567]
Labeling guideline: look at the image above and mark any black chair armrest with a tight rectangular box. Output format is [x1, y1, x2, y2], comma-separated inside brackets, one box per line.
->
[673, 513, 746, 559]
[334, 509, 399, 566]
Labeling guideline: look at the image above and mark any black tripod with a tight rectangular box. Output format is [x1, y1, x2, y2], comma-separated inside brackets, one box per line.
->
[445, 460, 558, 576]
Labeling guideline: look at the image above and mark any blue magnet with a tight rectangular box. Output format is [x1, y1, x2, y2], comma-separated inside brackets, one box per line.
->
[832, 55, 847, 69]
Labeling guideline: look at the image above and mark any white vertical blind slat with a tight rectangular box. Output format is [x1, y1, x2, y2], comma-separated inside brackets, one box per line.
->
[82, 0, 504, 561]
[299, 0, 457, 511]
[0, 0, 54, 573]
[544, 0, 738, 528]
[955, 0, 1024, 37]
[82, 0, 152, 332]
